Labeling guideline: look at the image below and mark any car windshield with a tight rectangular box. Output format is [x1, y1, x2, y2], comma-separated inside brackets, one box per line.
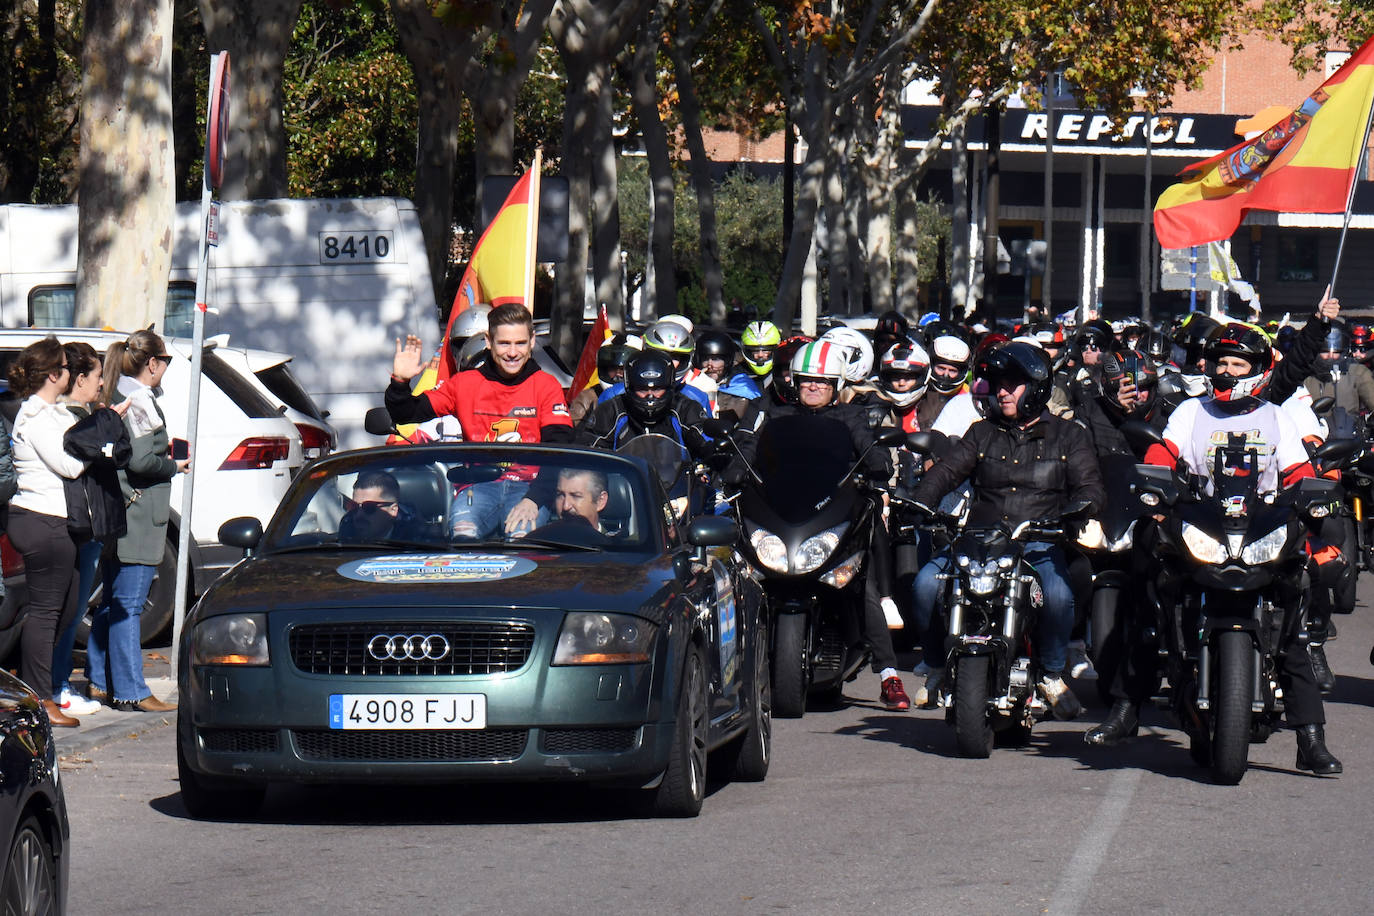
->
[264, 447, 653, 552]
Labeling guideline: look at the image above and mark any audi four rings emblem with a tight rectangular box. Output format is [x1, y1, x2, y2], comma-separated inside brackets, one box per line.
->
[367, 634, 451, 661]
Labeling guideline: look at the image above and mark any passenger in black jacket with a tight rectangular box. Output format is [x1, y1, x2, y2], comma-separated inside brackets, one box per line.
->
[909, 342, 1105, 719]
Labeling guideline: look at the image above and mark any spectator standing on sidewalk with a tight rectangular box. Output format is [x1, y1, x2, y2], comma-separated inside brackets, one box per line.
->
[6, 337, 86, 726]
[86, 330, 182, 713]
[52, 342, 130, 717]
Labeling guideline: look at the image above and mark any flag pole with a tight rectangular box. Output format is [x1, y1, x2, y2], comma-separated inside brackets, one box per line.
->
[1329, 90, 1374, 295]
[524, 149, 543, 313]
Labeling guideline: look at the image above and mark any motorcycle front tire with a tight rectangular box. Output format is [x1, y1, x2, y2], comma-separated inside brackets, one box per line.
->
[1210, 630, 1255, 786]
[953, 655, 995, 758]
[772, 613, 809, 718]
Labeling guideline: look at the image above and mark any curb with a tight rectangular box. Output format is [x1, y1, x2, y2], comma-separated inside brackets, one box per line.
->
[55, 677, 178, 758]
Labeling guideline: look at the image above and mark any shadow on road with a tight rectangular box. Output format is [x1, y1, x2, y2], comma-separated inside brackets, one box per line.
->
[150, 777, 730, 826]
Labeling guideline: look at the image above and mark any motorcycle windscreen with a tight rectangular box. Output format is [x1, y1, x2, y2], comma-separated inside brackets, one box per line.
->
[754, 414, 855, 525]
[616, 433, 688, 497]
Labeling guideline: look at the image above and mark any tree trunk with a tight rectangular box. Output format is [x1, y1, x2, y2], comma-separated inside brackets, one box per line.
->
[75, 0, 176, 330]
[551, 20, 591, 366]
[772, 131, 827, 331]
[823, 139, 848, 317]
[949, 122, 969, 319]
[390, 0, 489, 311]
[586, 56, 624, 328]
[865, 174, 893, 316]
[668, 42, 724, 325]
[981, 106, 1001, 321]
[197, 0, 303, 200]
[621, 6, 675, 321]
[893, 182, 921, 316]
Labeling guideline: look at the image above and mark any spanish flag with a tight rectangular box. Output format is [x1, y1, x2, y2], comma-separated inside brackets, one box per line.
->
[1154, 36, 1374, 250]
[568, 304, 612, 398]
[437, 152, 543, 381]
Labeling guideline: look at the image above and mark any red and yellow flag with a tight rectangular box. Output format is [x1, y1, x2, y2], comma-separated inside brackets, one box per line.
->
[437, 153, 542, 381]
[568, 305, 612, 398]
[1154, 36, 1374, 250]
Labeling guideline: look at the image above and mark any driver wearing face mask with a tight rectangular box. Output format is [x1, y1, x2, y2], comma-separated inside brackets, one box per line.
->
[340, 471, 423, 543]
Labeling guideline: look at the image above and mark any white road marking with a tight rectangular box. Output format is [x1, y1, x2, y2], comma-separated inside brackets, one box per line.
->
[1047, 767, 1142, 914]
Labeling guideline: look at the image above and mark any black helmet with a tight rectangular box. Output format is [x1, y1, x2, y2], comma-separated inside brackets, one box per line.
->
[596, 338, 635, 388]
[1203, 321, 1273, 404]
[1074, 318, 1114, 355]
[771, 336, 813, 406]
[1140, 329, 1172, 366]
[1173, 312, 1221, 367]
[973, 341, 1053, 423]
[1102, 347, 1159, 417]
[625, 351, 675, 423]
[692, 328, 736, 368]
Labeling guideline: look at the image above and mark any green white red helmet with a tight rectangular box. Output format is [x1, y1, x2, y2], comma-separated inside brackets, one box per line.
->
[741, 320, 782, 377]
[790, 339, 848, 400]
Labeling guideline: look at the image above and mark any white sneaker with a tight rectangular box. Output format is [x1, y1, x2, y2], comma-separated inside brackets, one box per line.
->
[1068, 642, 1097, 680]
[914, 668, 945, 708]
[880, 597, 903, 629]
[57, 688, 100, 716]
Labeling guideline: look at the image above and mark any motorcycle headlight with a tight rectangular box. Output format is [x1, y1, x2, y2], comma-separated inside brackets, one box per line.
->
[820, 551, 865, 588]
[793, 523, 848, 574]
[553, 612, 657, 665]
[192, 613, 269, 666]
[749, 526, 789, 573]
[1240, 527, 1289, 566]
[1104, 520, 1136, 553]
[1181, 522, 1226, 565]
[966, 560, 1001, 596]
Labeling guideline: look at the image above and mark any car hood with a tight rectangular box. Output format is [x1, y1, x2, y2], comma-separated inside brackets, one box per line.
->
[196, 550, 681, 621]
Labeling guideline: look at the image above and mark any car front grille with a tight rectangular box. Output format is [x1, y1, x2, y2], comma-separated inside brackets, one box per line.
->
[542, 728, 639, 754]
[289, 621, 536, 676]
[292, 729, 528, 762]
[200, 728, 281, 754]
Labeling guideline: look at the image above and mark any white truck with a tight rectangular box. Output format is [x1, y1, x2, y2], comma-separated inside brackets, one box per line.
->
[0, 197, 441, 449]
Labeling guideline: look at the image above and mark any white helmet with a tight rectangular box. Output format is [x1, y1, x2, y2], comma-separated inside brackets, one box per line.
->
[790, 339, 848, 398]
[879, 341, 931, 409]
[820, 326, 875, 383]
[450, 304, 491, 341]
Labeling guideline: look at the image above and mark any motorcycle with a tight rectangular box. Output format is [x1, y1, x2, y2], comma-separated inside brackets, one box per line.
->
[909, 494, 1091, 758]
[1126, 420, 1356, 785]
[712, 413, 905, 717]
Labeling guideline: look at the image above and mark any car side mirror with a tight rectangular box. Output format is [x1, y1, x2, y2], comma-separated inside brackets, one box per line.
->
[364, 407, 396, 438]
[218, 517, 263, 554]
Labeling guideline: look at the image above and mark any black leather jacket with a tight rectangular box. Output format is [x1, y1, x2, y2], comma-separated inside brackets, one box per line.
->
[911, 411, 1105, 529]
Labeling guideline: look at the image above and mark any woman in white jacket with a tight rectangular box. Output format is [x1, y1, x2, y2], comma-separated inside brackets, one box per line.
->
[7, 337, 87, 726]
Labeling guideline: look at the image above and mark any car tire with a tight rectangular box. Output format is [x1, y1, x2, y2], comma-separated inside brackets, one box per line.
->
[652, 644, 709, 817]
[73, 535, 181, 649]
[723, 620, 771, 782]
[177, 725, 266, 820]
[1, 816, 56, 916]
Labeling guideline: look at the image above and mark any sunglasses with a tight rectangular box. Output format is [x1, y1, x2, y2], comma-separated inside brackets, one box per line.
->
[347, 499, 397, 513]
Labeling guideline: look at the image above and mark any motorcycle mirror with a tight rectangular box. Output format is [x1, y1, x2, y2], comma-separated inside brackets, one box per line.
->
[701, 417, 737, 438]
[1312, 396, 1336, 414]
[364, 406, 398, 438]
[1061, 499, 1093, 521]
[1119, 419, 1165, 453]
[684, 515, 738, 549]
[1311, 436, 1360, 472]
[874, 428, 908, 448]
[906, 430, 949, 457]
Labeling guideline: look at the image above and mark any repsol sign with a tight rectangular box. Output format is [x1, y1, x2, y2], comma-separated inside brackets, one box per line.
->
[900, 105, 1239, 154]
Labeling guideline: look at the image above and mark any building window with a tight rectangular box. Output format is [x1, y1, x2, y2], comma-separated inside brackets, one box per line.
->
[1277, 234, 1318, 282]
[1105, 225, 1139, 280]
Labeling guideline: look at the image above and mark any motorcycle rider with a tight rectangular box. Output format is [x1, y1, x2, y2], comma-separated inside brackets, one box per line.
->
[1304, 325, 1374, 434]
[918, 334, 971, 430]
[1350, 323, 1373, 369]
[570, 335, 637, 424]
[575, 350, 710, 452]
[740, 320, 783, 389]
[908, 342, 1106, 718]
[1088, 321, 1342, 774]
[599, 318, 714, 416]
[690, 328, 761, 417]
[730, 340, 912, 710]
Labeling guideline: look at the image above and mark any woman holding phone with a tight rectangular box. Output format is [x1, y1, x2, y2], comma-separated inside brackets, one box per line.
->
[86, 330, 185, 712]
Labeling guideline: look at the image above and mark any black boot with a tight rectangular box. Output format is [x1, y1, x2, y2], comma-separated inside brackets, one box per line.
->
[1295, 724, 1343, 775]
[1084, 699, 1139, 747]
[1309, 644, 1335, 695]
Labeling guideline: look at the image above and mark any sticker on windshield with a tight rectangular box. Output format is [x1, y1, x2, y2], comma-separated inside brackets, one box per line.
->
[338, 554, 537, 583]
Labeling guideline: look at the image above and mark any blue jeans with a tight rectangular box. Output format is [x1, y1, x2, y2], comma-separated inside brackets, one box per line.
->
[52, 539, 103, 699]
[86, 560, 156, 702]
[911, 541, 1075, 674]
[449, 480, 547, 538]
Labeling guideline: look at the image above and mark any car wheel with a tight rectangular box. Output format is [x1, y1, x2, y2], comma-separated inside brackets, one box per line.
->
[1, 816, 56, 916]
[74, 535, 181, 649]
[724, 620, 771, 782]
[653, 644, 709, 817]
[177, 725, 266, 820]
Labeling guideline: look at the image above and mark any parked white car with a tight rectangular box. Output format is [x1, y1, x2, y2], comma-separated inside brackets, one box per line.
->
[0, 328, 304, 643]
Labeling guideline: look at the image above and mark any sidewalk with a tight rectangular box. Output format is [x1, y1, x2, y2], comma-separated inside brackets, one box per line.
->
[56, 649, 178, 757]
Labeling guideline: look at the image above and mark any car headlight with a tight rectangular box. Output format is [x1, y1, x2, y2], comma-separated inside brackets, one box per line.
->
[192, 613, 269, 666]
[820, 551, 865, 588]
[553, 612, 657, 665]
[749, 526, 789, 573]
[793, 523, 848, 574]
[1181, 522, 1226, 565]
[1240, 527, 1289, 565]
